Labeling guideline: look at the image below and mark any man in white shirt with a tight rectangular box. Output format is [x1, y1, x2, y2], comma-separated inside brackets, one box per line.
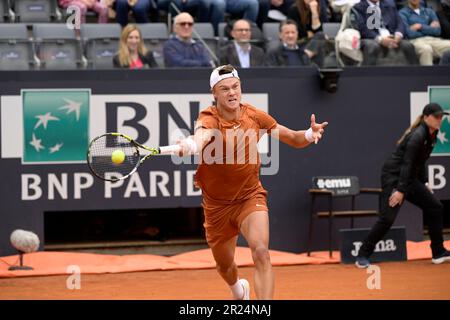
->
[219, 19, 266, 67]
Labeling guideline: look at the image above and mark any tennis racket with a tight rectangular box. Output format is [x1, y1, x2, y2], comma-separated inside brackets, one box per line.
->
[87, 132, 181, 182]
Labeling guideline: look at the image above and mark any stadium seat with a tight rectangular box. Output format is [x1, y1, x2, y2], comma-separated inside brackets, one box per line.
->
[33, 23, 84, 70]
[81, 23, 121, 69]
[13, 0, 61, 23]
[0, 0, 10, 22]
[217, 22, 228, 46]
[307, 176, 381, 258]
[139, 23, 169, 68]
[192, 22, 219, 64]
[262, 22, 280, 52]
[322, 22, 341, 39]
[0, 23, 36, 70]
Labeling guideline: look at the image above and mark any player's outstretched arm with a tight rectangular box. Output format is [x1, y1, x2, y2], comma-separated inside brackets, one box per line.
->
[272, 114, 328, 148]
[176, 127, 215, 156]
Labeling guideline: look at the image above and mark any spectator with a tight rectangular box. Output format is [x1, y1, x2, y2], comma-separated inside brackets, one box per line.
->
[287, 0, 332, 66]
[59, 0, 108, 24]
[329, 0, 360, 15]
[219, 19, 266, 67]
[266, 19, 312, 65]
[114, 0, 151, 26]
[257, 0, 291, 27]
[353, 0, 418, 65]
[226, 0, 260, 23]
[437, 0, 450, 39]
[399, 0, 450, 65]
[163, 12, 214, 67]
[207, 0, 227, 35]
[113, 24, 158, 69]
[288, 0, 329, 38]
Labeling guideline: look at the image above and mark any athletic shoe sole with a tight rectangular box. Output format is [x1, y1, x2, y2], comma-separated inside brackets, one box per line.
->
[355, 261, 370, 269]
[432, 256, 450, 264]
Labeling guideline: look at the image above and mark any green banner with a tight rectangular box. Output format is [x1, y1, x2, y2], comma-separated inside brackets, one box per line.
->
[22, 89, 90, 163]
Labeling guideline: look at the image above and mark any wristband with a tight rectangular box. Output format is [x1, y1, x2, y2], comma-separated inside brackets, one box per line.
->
[305, 128, 315, 143]
[185, 137, 198, 154]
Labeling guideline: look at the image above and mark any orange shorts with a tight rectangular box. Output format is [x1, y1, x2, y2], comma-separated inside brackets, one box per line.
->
[202, 191, 268, 248]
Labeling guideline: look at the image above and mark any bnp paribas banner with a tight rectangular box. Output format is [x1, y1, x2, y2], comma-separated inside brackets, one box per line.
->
[2, 90, 269, 164]
[1, 90, 270, 202]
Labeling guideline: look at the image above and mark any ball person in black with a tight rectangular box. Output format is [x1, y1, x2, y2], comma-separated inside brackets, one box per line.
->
[356, 103, 450, 268]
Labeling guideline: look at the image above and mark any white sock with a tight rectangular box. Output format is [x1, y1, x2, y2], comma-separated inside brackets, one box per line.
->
[230, 279, 244, 299]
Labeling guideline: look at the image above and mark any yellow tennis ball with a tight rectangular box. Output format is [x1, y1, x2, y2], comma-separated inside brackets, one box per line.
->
[111, 149, 125, 164]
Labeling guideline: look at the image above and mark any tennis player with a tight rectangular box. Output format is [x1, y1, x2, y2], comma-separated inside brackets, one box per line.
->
[177, 64, 328, 300]
[356, 103, 450, 268]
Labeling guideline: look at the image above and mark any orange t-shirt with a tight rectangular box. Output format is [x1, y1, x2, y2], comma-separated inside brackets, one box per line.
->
[194, 103, 277, 203]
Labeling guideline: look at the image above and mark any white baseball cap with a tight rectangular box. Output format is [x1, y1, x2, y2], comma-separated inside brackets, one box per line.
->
[209, 65, 240, 89]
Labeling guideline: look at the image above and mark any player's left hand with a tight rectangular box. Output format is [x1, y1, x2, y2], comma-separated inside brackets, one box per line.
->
[310, 114, 328, 144]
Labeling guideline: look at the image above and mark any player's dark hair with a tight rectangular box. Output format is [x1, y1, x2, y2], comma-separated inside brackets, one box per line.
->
[279, 19, 298, 32]
[218, 64, 236, 76]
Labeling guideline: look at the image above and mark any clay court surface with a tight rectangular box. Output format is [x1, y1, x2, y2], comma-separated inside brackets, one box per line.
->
[1, 260, 449, 300]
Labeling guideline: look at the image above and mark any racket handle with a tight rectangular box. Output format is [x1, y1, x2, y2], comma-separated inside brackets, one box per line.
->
[158, 144, 182, 155]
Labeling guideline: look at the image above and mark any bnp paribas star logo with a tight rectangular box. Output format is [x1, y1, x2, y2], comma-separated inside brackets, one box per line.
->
[429, 86, 450, 156]
[22, 89, 90, 163]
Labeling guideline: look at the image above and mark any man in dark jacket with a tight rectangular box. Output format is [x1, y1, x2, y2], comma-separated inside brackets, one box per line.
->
[266, 19, 311, 66]
[219, 19, 266, 67]
[163, 12, 214, 67]
[356, 103, 450, 268]
[353, 0, 418, 65]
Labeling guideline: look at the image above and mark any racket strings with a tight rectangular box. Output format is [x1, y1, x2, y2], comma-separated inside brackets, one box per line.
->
[87, 134, 140, 181]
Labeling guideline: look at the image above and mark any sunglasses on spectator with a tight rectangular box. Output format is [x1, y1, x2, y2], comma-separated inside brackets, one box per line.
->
[178, 22, 194, 27]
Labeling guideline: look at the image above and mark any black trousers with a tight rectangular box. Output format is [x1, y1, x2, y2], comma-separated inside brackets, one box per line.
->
[359, 174, 445, 258]
[361, 39, 419, 65]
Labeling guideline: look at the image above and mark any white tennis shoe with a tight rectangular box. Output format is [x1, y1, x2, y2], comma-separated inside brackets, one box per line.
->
[238, 279, 250, 300]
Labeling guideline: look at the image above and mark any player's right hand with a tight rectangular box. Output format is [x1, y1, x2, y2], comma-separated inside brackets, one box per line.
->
[176, 137, 198, 157]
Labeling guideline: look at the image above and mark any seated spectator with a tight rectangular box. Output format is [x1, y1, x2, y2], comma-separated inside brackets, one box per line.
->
[226, 0, 260, 23]
[400, 0, 450, 65]
[163, 12, 214, 67]
[437, 0, 450, 39]
[59, 0, 108, 24]
[266, 19, 312, 65]
[287, 0, 333, 66]
[113, 24, 158, 69]
[440, 48, 450, 63]
[257, 0, 296, 26]
[113, 0, 151, 26]
[288, 0, 329, 37]
[329, 0, 360, 15]
[353, 0, 418, 65]
[219, 19, 266, 67]
[206, 0, 227, 35]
